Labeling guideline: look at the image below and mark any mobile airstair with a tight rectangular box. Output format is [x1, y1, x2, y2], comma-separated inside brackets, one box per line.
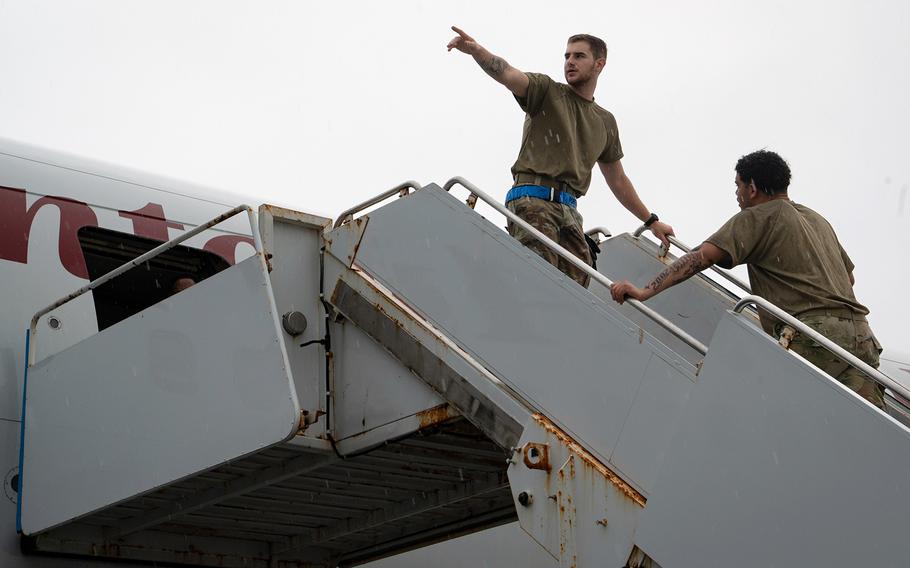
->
[18, 179, 910, 567]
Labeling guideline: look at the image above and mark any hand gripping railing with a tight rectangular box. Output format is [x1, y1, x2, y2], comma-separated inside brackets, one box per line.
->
[28, 205, 262, 367]
[633, 224, 752, 296]
[444, 176, 708, 355]
[733, 295, 910, 403]
[334, 181, 422, 228]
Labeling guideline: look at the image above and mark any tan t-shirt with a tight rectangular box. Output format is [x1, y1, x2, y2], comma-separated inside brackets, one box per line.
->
[511, 73, 623, 196]
[706, 199, 868, 331]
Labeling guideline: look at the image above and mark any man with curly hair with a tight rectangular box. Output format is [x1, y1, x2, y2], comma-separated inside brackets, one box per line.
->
[611, 150, 885, 409]
[447, 26, 674, 287]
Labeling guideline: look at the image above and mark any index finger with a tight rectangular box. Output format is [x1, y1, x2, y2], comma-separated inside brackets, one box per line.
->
[451, 25, 469, 38]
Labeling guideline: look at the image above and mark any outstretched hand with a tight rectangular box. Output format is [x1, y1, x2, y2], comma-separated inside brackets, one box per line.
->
[447, 26, 479, 55]
[610, 281, 651, 305]
[648, 220, 675, 248]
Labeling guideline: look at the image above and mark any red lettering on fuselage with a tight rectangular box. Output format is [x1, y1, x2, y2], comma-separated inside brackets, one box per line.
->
[119, 203, 185, 240]
[204, 235, 256, 265]
[1, 185, 251, 276]
[0, 185, 98, 279]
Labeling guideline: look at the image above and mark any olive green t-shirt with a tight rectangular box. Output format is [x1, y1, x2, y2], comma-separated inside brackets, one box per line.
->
[511, 73, 623, 196]
[706, 199, 868, 332]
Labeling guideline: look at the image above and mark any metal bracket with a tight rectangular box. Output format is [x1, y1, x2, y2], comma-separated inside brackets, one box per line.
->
[522, 443, 551, 472]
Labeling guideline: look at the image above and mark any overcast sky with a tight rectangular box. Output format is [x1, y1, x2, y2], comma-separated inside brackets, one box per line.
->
[1, 2, 907, 566]
[1, 0, 907, 345]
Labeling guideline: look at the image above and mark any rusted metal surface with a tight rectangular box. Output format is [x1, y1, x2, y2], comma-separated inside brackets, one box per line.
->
[297, 410, 325, 434]
[346, 217, 368, 267]
[416, 403, 458, 429]
[522, 442, 551, 472]
[325, 214, 371, 270]
[327, 268, 527, 450]
[533, 414, 646, 507]
[260, 203, 331, 230]
[557, 455, 577, 568]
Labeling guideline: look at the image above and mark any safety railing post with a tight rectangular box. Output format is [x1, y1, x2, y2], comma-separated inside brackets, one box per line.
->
[334, 181, 423, 229]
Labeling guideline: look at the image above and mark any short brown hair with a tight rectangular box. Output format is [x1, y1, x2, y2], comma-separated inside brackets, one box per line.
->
[567, 34, 607, 60]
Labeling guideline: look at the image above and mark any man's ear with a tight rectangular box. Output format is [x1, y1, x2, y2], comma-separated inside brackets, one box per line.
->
[748, 180, 760, 200]
[594, 57, 606, 73]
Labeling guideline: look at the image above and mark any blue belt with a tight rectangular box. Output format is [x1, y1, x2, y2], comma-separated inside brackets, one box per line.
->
[505, 185, 577, 209]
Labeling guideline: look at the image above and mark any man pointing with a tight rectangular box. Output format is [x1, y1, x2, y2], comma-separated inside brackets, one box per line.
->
[447, 26, 674, 286]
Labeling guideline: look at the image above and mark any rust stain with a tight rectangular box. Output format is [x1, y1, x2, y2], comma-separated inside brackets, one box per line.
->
[345, 216, 368, 267]
[297, 410, 326, 434]
[522, 442, 550, 472]
[416, 403, 454, 429]
[533, 413, 647, 507]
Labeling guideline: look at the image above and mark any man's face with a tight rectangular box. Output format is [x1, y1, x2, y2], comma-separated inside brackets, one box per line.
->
[564, 41, 603, 86]
[734, 173, 755, 210]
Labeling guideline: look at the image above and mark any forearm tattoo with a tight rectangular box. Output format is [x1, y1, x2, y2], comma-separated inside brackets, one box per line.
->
[646, 251, 711, 293]
[481, 55, 507, 77]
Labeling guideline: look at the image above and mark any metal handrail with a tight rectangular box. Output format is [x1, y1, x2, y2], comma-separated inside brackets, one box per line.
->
[334, 181, 422, 228]
[633, 224, 752, 296]
[28, 204, 262, 366]
[733, 295, 910, 403]
[631, 223, 653, 240]
[443, 176, 708, 355]
[584, 226, 612, 243]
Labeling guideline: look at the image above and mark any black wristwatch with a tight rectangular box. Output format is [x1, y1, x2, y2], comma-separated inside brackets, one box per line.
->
[644, 212, 659, 228]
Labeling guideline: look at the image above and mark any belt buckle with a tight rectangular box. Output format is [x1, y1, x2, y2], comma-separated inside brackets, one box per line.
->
[549, 187, 556, 202]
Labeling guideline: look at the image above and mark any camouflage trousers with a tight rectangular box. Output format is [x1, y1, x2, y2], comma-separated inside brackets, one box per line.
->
[782, 310, 885, 409]
[506, 195, 592, 287]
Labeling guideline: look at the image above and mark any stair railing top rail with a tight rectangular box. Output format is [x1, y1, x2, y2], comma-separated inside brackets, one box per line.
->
[585, 226, 612, 242]
[734, 295, 910, 404]
[28, 204, 262, 367]
[443, 176, 708, 356]
[334, 181, 423, 228]
[633, 224, 752, 296]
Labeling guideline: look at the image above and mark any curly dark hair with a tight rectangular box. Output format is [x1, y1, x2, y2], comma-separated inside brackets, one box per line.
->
[735, 150, 791, 196]
[567, 34, 607, 60]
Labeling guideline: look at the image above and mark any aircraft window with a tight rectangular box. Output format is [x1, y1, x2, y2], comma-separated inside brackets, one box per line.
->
[77, 227, 230, 331]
